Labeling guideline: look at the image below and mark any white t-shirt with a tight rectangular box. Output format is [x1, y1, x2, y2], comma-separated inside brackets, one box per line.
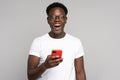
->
[29, 33, 84, 80]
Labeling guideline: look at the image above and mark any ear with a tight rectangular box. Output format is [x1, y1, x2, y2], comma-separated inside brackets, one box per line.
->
[47, 17, 50, 24]
[64, 16, 67, 24]
[65, 16, 67, 20]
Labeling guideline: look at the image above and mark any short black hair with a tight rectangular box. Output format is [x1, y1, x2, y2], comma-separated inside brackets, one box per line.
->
[46, 2, 68, 16]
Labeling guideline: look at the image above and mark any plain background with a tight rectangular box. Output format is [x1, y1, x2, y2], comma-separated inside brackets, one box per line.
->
[0, 0, 120, 80]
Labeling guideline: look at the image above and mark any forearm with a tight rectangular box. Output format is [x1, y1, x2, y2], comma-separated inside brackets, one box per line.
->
[76, 70, 86, 80]
[75, 56, 86, 80]
[28, 63, 47, 80]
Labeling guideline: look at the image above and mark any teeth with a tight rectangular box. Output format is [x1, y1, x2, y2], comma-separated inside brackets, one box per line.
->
[54, 24, 60, 26]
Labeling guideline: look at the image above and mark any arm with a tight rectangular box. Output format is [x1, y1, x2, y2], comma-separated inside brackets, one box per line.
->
[27, 55, 46, 80]
[27, 55, 63, 80]
[75, 56, 86, 80]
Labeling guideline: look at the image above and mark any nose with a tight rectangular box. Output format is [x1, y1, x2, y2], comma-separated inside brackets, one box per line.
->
[54, 16, 60, 22]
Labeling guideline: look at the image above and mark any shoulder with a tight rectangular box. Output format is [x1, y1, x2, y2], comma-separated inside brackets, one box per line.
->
[34, 34, 48, 41]
[66, 33, 81, 42]
[32, 34, 49, 43]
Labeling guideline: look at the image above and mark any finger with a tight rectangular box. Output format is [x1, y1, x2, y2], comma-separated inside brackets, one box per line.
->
[54, 58, 63, 64]
[46, 55, 51, 60]
[57, 58, 63, 62]
[51, 56, 60, 60]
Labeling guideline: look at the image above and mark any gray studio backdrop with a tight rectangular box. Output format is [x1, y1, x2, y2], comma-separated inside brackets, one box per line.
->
[0, 0, 120, 80]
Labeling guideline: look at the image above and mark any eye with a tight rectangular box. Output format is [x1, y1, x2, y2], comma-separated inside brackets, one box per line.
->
[48, 15, 56, 20]
[48, 15, 66, 20]
[59, 15, 66, 19]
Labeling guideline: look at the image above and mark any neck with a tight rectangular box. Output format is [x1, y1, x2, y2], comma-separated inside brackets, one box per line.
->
[49, 31, 66, 39]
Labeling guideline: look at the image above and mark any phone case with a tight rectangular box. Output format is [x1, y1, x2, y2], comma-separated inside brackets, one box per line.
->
[51, 49, 62, 58]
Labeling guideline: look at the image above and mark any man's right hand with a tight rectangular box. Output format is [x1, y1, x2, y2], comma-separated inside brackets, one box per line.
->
[43, 55, 63, 69]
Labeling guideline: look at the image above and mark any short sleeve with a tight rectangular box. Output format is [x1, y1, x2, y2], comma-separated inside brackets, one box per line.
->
[75, 39, 85, 59]
[29, 38, 41, 57]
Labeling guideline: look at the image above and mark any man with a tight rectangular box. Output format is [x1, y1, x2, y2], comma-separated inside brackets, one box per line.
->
[27, 2, 86, 80]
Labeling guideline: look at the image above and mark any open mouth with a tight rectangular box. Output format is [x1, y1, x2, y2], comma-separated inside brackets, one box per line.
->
[54, 24, 61, 27]
[54, 24, 61, 30]
[54, 25, 60, 27]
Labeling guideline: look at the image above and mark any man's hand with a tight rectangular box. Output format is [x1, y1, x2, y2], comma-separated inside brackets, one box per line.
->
[44, 55, 63, 69]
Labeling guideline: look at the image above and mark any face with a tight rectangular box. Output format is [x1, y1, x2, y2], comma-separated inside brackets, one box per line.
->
[47, 7, 67, 35]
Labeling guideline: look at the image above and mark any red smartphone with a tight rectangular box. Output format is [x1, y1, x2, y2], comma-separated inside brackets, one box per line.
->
[51, 49, 62, 58]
